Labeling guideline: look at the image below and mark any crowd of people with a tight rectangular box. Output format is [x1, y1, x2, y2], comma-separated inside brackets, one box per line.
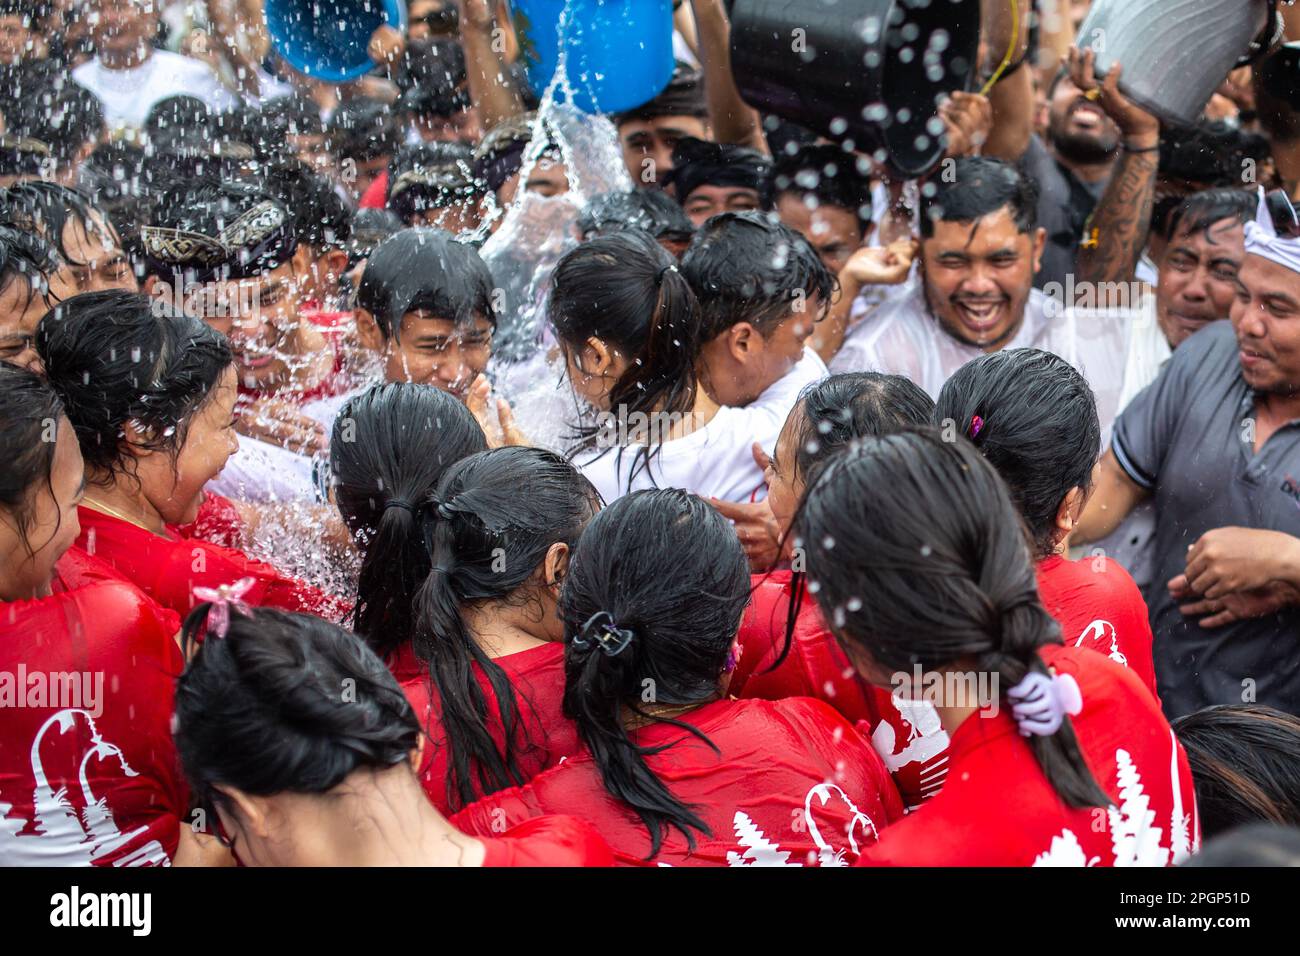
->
[1, 0, 1299, 868]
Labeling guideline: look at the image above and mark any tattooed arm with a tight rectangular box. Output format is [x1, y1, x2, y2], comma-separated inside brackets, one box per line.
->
[1071, 48, 1162, 291]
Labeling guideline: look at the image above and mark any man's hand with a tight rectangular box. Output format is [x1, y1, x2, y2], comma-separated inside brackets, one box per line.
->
[940, 90, 992, 158]
[236, 396, 328, 457]
[466, 374, 529, 448]
[457, 0, 496, 31]
[1169, 574, 1300, 630]
[712, 496, 781, 572]
[1183, 527, 1300, 599]
[840, 240, 918, 288]
[368, 25, 407, 66]
[1067, 47, 1160, 146]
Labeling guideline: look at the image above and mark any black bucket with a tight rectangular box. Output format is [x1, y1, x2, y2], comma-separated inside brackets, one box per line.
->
[729, 0, 981, 177]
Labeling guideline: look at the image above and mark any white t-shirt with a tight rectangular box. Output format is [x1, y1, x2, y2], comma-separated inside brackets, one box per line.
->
[210, 434, 326, 504]
[829, 276, 1136, 447]
[571, 349, 828, 505]
[72, 50, 236, 129]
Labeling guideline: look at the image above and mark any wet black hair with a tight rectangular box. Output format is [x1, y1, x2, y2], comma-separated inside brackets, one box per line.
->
[357, 227, 496, 339]
[385, 141, 480, 225]
[327, 98, 403, 164]
[330, 381, 488, 655]
[264, 159, 352, 251]
[765, 143, 873, 235]
[1183, 823, 1300, 867]
[667, 136, 771, 203]
[143, 95, 211, 143]
[1156, 187, 1256, 244]
[0, 180, 121, 269]
[933, 349, 1100, 557]
[549, 228, 703, 476]
[1173, 705, 1300, 838]
[7, 79, 102, 164]
[922, 156, 1038, 238]
[561, 488, 750, 857]
[612, 62, 708, 124]
[408, 446, 599, 810]
[0, 360, 65, 554]
[0, 220, 56, 309]
[35, 289, 233, 483]
[347, 207, 403, 270]
[575, 189, 694, 246]
[796, 428, 1111, 809]
[788, 372, 935, 484]
[174, 605, 419, 846]
[1158, 121, 1270, 189]
[680, 211, 835, 340]
[774, 372, 933, 674]
[398, 37, 470, 118]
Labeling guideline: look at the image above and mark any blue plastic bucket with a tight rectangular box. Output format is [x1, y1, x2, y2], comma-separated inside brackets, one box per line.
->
[266, 0, 408, 83]
[510, 0, 675, 114]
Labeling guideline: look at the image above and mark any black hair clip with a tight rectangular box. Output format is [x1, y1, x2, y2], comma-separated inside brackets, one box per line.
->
[573, 611, 634, 657]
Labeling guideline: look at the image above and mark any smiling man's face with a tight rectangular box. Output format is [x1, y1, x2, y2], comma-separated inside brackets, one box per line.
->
[920, 207, 1044, 351]
[1231, 253, 1300, 395]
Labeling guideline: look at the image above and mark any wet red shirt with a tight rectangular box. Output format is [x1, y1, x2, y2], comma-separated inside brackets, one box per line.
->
[736, 565, 1162, 812]
[857, 645, 1199, 866]
[480, 815, 614, 867]
[0, 549, 187, 866]
[1036, 554, 1158, 701]
[451, 696, 904, 867]
[390, 641, 581, 815]
[75, 494, 349, 621]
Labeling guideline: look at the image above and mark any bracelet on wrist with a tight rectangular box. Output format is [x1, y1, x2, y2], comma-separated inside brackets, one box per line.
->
[1122, 141, 1160, 154]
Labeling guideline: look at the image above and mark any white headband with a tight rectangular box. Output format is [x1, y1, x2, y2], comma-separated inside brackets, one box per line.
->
[1243, 186, 1300, 276]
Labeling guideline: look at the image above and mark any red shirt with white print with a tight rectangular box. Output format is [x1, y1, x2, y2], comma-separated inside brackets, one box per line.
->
[389, 641, 582, 815]
[75, 493, 350, 622]
[480, 815, 614, 867]
[450, 696, 904, 867]
[0, 548, 187, 866]
[857, 644, 1199, 867]
[736, 562, 1162, 812]
[1036, 554, 1158, 701]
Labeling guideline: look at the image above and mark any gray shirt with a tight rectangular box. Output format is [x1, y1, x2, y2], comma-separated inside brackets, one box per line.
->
[1112, 320, 1300, 718]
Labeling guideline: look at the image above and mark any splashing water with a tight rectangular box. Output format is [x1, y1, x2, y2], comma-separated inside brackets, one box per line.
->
[478, 3, 634, 451]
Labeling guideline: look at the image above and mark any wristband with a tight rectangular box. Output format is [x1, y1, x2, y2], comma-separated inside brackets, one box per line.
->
[1122, 142, 1160, 154]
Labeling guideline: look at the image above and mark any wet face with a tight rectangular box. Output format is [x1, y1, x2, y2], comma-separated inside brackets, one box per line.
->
[406, 200, 481, 234]
[0, 416, 85, 601]
[763, 404, 803, 534]
[617, 115, 708, 188]
[348, 154, 392, 202]
[61, 214, 137, 293]
[93, 0, 158, 59]
[0, 15, 33, 64]
[375, 311, 492, 398]
[0, 277, 54, 371]
[681, 184, 761, 227]
[415, 107, 481, 145]
[776, 193, 866, 275]
[920, 208, 1043, 351]
[136, 365, 239, 525]
[1230, 254, 1300, 395]
[1156, 217, 1245, 348]
[199, 259, 308, 391]
[1047, 73, 1120, 163]
[703, 295, 823, 406]
[495, 155, 570, 206]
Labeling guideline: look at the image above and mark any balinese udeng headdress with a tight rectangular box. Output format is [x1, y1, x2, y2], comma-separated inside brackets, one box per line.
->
[141, 196, 297, 285]
[1244, 186, 1300, 276]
